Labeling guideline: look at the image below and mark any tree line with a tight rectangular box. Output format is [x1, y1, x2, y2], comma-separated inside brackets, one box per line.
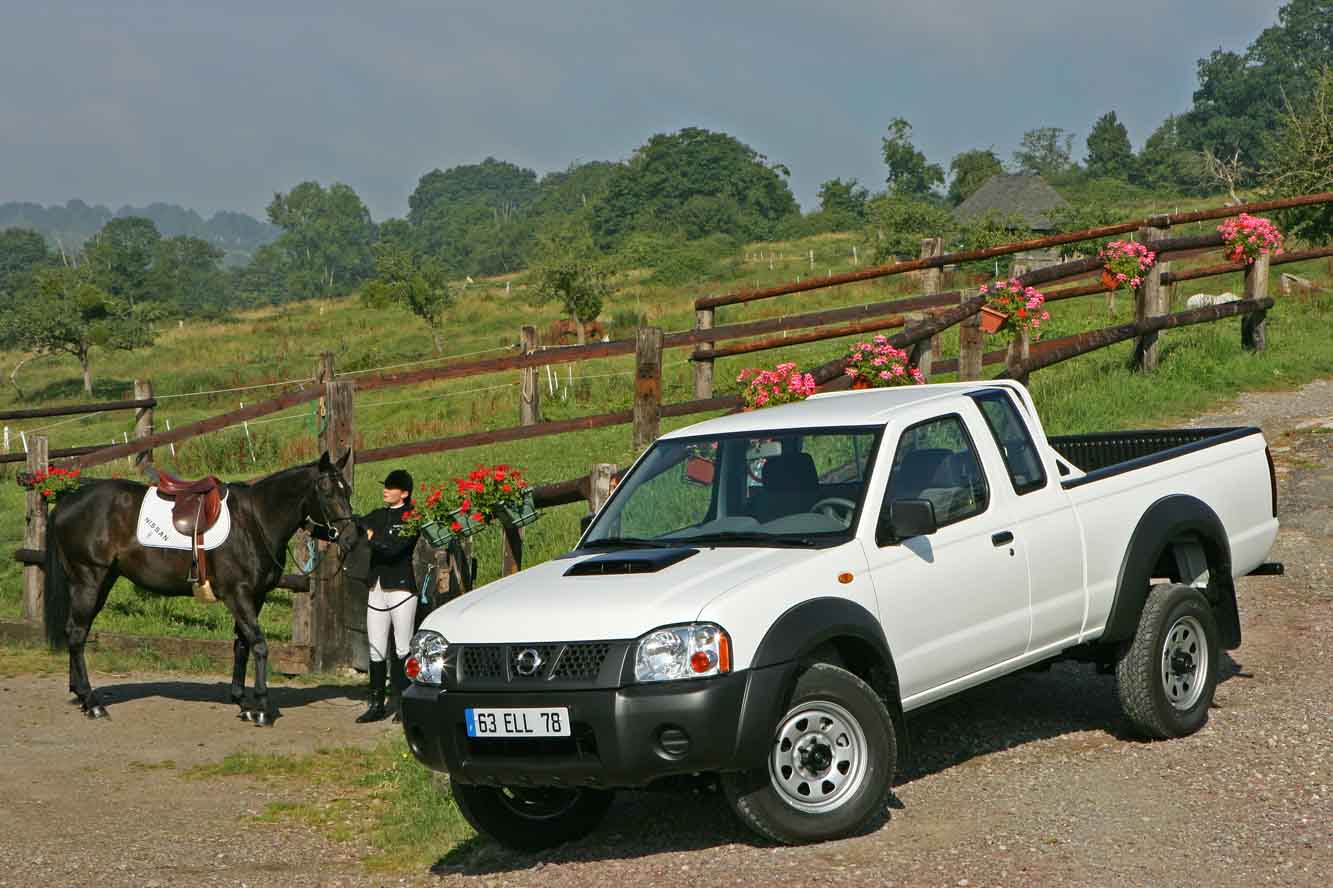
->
[2, 0, 1330, 387]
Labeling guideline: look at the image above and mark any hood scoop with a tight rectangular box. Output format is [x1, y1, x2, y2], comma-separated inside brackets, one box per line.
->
[564, 546, 699, 576]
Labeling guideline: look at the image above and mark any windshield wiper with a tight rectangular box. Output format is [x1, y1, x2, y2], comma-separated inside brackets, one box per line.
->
[669, 531, 821, 548]
[579, 536, 670, 549]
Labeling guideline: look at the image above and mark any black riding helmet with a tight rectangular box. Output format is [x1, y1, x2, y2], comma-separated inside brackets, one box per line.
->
[382, 469, 413, 493]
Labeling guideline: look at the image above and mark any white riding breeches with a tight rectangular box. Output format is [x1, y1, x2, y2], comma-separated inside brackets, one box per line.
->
[366, 581, 417, 662]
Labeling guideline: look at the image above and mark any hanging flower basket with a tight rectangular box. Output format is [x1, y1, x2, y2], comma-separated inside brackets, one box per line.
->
[419, 519, 456, 549]
[851, 376, 875, 390]
[451, 507, 488, 538]
[498, 488, 540, 529]
[737, 362, 817, 409]
[841, 335, 924, 388]
[1098, 241, 1156, 291]
[1099, 270, 1118, 290]
[978, 305, 1008, 334]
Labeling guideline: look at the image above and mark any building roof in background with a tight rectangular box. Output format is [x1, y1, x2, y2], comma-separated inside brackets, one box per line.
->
[955, 174, 1070, 231]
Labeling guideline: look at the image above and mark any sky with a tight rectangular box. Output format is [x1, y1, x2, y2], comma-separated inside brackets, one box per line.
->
[0, 1, 1285, 222]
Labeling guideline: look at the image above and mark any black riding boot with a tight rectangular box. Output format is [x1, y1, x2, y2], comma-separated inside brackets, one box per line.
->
[356, 660, 388, 724]
[389, 655, 410, 723]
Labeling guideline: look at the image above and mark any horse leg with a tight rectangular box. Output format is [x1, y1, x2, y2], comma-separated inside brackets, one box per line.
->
[67, 565, 118, 719]
[228, 591, 276, 727]
[230, 622, 253, 720]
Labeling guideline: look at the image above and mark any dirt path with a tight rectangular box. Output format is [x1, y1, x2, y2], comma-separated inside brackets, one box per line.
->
[2, 381, 1330, 888]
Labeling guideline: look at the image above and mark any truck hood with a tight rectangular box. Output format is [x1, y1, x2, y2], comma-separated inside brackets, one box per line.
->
[419, 545, 826, 643]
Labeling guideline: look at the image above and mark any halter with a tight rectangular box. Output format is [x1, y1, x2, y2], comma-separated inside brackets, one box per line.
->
[255, 463, 356, 578]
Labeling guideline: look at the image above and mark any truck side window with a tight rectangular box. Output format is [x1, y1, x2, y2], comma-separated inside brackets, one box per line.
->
[971, 390, 1048, 495]
[883, 415, 988, 527]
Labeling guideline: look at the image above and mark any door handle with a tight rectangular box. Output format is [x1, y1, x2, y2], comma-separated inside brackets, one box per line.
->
[991, 531, 1014, 547]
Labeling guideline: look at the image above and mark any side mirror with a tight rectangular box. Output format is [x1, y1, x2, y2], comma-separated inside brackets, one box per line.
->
[879, 498, 938, 544]
[579, 513, 594, 534]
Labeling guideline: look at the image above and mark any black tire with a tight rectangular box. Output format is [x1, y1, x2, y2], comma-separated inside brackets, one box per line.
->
[1116, 583, 1220, 740]
[451, 783, 614, 852]
[722, 663, 897, 844]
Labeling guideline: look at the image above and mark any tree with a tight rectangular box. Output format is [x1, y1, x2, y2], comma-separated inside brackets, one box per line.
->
[863, 196, 957, 263]
[266, 182, 375, 300]
[0, 228, 49, 295]
[1086, 112, 1134, 180]
[947, 149, 1003, 204]
[817, 178, 870, 220]
[408, 157, 541, 224]
[1, 264, 156, 394]
[149, 235, 229, 315]
[529, 224, 612, 344]
[1012, 127, 1075, 178]
[82, 216, 161, 305]
[1263, 65, 1333, 242]
[881, 118, 944, 198]
[1131, 115, 1208, 193]
[361, 243, 454, 353]
[591, 127, 798, 245]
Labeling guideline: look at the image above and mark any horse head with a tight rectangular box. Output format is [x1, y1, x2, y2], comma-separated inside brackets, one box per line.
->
[312, 450, 356, 541]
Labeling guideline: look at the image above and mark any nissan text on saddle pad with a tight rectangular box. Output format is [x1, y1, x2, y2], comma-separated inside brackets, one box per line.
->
[399, 381, 1282, 850]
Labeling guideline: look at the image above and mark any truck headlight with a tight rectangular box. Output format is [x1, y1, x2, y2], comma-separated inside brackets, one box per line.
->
[406, 630, 449, 686]
[634, 623, 731, 682]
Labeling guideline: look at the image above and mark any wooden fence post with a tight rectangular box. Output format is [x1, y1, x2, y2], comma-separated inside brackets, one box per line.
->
[1134, 225, 1170, 371]
[312, 379, 356, 672]
[501, 525, 524, 576]
[133, 379, 154, 471]
[634, 327, 663, 451]
[23, 435, 49, 623]
[958, 289, 984, 381]
[1242, 252, 1270, 351]
[907, 237, 943, 376]
[293, 354, 334, 655]
[693, 309, 715, 399]
[1005, 329, 1031, 387]
[519, 325, 541, 426]
[589, 463, 618, 520]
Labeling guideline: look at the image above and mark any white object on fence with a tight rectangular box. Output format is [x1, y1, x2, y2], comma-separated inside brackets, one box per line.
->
[809, 249, 814, 270]
[2, 426, 8, 453]
[852, 245, 858, 265]
[1185, 292, 1241, 308]
[240, 401, 257, 463]
[164, 418, 176, 456]
[20, 429, 28, 453]
[123, 431, 131, 467]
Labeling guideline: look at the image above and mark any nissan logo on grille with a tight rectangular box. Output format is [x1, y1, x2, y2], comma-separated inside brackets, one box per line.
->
[514, 648, 543, 676]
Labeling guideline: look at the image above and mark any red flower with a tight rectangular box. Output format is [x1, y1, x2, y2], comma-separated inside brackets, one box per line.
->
[460, 498, 471, 510]
[471, 512, 484, 523]
[493, 470, 506, 482]
[449, 521, 462, 532]
[501, 483, 511, 492]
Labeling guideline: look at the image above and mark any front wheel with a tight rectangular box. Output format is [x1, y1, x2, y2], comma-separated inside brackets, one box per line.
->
[452, 783, 614, 851]
[1116, 583, 1220, 739]
[722, 663, 897, 844]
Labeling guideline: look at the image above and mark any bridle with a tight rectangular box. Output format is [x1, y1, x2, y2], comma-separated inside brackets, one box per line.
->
[256, 465, 357, 578]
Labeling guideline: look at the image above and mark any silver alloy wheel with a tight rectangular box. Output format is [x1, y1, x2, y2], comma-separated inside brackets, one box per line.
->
[1161, 614, 1208, 711]
[769, 700, 868, 813]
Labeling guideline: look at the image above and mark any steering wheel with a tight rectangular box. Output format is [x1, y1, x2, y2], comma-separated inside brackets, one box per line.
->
[810, 497, 857, 523]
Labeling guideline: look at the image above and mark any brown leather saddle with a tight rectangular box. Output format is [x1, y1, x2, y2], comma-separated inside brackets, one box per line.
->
[153, 470, 227, 602]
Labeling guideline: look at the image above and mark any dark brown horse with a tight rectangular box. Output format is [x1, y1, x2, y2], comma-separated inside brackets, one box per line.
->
[43, 451, 354, 725]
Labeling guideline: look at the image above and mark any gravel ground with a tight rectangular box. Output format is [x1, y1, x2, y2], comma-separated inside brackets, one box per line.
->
[1, 380, 1330, 888]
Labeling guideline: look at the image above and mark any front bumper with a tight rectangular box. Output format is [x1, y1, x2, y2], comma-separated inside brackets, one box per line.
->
[401, 664, 796, 789]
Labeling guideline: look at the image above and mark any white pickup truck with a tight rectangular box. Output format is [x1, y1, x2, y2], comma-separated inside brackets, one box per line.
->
[401, 381, 1280, 849]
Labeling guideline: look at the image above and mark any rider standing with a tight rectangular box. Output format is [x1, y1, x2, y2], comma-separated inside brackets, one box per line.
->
[354, 469, 420, 723]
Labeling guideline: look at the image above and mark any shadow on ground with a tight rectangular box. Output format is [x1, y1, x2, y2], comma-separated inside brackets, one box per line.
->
[77, 677, 359, 718]
[429, 653, 1245, 876]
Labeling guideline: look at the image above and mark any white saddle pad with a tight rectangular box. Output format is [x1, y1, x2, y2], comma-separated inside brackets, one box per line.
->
[135, 487, 232, 551]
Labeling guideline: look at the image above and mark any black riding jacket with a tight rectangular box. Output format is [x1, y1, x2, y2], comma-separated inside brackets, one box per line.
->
[356, 503, 418, 592]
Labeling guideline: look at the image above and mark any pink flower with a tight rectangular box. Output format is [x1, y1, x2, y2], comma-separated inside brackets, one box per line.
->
[845, 367, 859, 377]
[879, 370, 891, 380]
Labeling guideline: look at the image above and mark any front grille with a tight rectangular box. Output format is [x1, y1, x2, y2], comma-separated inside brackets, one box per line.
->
[455, 641, 621, 686]
[462, 645, 504, 680]
[510, 644, 561, 679]
[551, 643, 611, 680]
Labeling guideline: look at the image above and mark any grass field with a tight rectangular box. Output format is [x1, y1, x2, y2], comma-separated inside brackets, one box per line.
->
[3, 213, 1331, 645]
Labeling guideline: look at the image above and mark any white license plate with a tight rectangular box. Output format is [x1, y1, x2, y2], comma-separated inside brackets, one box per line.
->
[465, 707, 571, 738]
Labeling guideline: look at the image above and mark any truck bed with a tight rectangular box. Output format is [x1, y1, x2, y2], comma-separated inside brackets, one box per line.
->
[1048, 427, 1260, 484]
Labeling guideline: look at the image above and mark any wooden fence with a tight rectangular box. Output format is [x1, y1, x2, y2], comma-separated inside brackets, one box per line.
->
[9, 191, 1333, 671]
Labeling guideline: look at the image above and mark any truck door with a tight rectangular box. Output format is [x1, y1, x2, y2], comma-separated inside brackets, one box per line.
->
[968, 389, 1087, 653]
[864, 412, 1030, 704]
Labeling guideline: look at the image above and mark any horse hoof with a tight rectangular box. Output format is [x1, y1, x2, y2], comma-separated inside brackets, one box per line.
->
[252, 711, 274, 727]
[238, 709, 255, 722]
[85, 704, 109, 719]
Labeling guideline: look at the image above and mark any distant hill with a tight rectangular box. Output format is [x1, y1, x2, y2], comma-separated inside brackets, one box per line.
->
[0, 200, 278, 266]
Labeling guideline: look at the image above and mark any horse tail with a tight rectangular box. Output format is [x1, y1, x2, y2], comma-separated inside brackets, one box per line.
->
[43, 531, 70, 649]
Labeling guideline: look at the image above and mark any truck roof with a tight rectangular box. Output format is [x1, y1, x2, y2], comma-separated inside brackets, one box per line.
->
[661, 381, 1024, 439]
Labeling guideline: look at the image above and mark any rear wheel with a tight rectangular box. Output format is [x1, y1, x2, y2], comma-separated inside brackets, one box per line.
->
[1116, 583, 1220, 739]
[452, 783, 614, 851]
[722, 663, 897, 844]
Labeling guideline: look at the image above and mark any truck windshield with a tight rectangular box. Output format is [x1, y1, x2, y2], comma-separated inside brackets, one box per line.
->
[582, 426, 882, 548]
